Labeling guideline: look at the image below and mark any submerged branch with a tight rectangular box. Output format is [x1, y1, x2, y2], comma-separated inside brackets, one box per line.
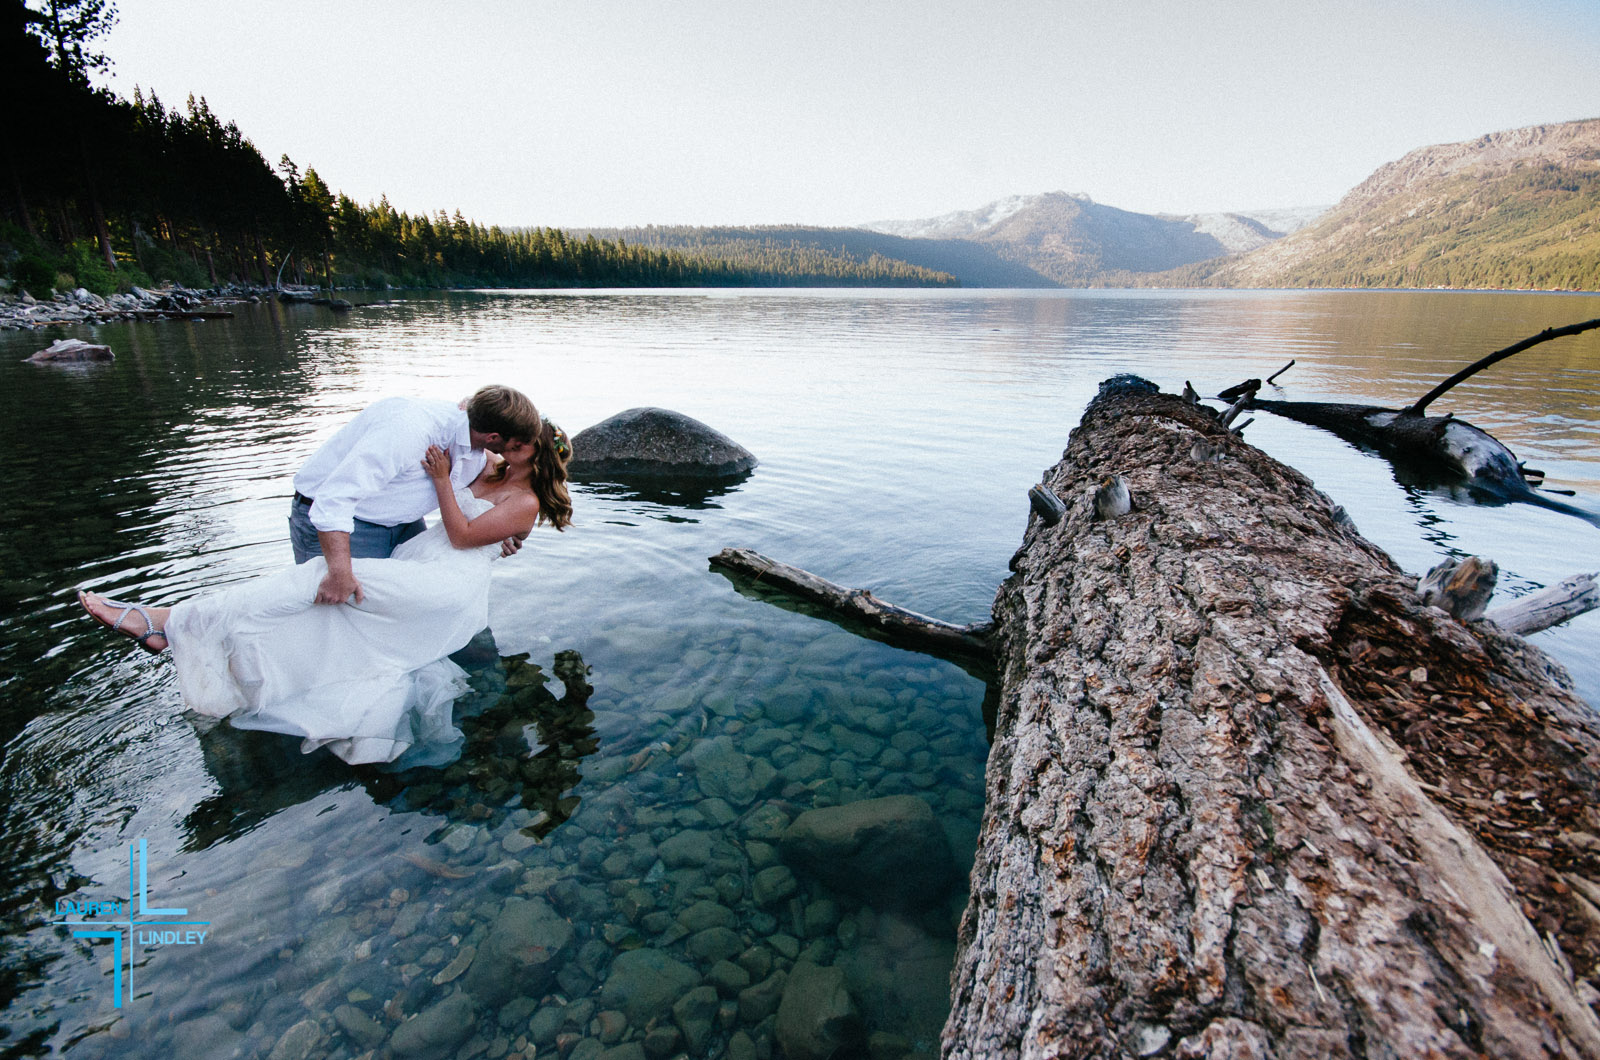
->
[708, 547, 993, 665]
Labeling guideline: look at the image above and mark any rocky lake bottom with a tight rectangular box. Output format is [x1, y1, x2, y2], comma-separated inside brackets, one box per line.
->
[55, 617, 988, 1060]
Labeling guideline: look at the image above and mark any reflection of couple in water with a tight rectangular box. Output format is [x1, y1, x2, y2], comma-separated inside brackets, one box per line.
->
[78, 386, 573, 764]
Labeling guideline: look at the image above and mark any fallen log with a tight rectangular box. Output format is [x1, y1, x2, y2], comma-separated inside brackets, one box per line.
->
[708, 547, 993, 664]
[944, 376, 1600, 1059]
[1486, 573, 1600, 637]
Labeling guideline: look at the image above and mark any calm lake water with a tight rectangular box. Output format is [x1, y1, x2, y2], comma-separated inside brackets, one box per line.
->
[1, 288, 1597, 1059]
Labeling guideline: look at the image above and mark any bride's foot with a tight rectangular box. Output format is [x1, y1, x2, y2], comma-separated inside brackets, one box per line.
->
[77, 591, 170, 654]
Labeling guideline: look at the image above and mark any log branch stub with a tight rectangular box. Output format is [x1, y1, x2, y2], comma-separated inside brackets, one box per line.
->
[1419, 555, 1498, 622]
[708, 547, 993, 662]
[945, 380, 1600, 1059]
[1029, 485, 1067, 526]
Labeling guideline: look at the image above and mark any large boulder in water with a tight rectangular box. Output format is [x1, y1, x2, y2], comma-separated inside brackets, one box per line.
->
[779, 795, 955, 906]
[25, 338, 114, 364]
[569, 407, 756, 479]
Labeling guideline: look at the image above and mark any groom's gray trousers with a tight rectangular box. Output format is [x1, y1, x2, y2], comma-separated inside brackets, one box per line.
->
[288, 496, 426, 564]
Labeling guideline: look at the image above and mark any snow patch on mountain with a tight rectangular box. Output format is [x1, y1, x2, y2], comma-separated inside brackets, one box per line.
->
[862, 192, 1093, 240]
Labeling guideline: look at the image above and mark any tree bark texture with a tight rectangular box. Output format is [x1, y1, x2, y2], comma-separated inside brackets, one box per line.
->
[944, 381, 1600, 1059]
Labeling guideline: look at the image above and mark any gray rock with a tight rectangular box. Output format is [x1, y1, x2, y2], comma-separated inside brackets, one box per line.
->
[25, 338, 113, 364]
[681, 736, 765, 806]
[752, 865, 798, 907]
[803, 899, 840, 937]
[775, 962, 863, 1060]
[595, 1009, 627, 1043]
[464, 897, 575, 1006]
[738, 970, 789, 1023]
[527, 1004, 565, 1045]
[332, 1004, 385, 1049]
[266, 1018, 323, 1060]
[570, 407, 757, 479]
[598, 1044, 647, 1060]
[708, 958, 752, 996]
[390, 992, 476, 1058]
[672, 985, 720, 1054]
[657, 828, 715, 868]
[678, 899, 738, 933]
[642, 1024, 683, 1057]
[686, 926, 745, 964]
[600, 947, 701, 1025]
[170, 1014, 237, 1059]
[780, 796, 955, 905]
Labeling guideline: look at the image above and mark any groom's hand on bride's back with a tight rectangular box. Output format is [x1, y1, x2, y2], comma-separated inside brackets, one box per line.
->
[500, 533, 527, 558]
[316, 568, 365, 605]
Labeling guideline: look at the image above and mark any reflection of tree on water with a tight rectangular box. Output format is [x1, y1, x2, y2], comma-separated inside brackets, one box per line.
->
[394, 649, 597, 842]
[178, 646, 598, 852]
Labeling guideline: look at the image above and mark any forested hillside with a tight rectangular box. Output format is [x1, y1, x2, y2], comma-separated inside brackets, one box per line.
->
[580, 226, 1031, 286]
[0, 1, 946, 294]
[1170, 120, 1600, 290]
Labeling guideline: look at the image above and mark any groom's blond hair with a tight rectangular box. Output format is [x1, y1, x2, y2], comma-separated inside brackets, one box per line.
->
[465, 385, 541, 442]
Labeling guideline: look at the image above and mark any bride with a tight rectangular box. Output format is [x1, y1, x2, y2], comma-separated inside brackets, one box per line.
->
[78, 422, 573, 765]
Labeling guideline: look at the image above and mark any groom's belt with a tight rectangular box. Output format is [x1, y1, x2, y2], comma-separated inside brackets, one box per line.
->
[293, 492, 315, 507]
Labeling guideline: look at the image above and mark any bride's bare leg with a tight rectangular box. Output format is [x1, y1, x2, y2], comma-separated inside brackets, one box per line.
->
[78, 591, 171, 654]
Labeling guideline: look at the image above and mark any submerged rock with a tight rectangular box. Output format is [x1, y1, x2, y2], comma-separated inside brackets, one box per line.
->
[389, 992, 475, 1057]
[25, 338, 114, 364]
[599, 947, 701, 1025]
[464, 897, 574, 1006]
[780, 795, 955, 905]
[774, 962, 863, 1060]
[569, 407, 757, 479]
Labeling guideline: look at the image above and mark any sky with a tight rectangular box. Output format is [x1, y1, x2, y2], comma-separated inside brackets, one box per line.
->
[92, 0, 1600, 229]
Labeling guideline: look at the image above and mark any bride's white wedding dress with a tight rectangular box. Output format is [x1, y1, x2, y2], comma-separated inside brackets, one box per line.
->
[166, 489, 500, 765]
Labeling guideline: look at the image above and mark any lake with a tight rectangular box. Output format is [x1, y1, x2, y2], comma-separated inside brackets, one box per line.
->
[1, 288, 1597, 1059]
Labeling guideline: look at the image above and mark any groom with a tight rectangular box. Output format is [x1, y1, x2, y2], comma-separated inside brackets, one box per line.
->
[290, 385, 542, 605]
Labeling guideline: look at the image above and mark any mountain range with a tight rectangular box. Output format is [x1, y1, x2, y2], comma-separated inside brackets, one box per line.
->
[1171, 118, 1600, 290]
[593, 117, 1600, 291]
[863, 193, 1327, 285]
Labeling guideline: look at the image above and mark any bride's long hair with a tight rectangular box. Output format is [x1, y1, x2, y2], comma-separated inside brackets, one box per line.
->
[491, 420, 573, 530]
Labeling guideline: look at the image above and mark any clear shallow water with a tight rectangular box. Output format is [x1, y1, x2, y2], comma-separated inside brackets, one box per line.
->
[1, 288, 1598, 1058]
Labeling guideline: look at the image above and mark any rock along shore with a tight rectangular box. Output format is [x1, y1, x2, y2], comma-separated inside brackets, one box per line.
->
[0, 283, 339, 330]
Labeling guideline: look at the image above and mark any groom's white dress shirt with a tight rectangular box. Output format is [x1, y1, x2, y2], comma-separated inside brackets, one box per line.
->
[293, 397, 488, 535]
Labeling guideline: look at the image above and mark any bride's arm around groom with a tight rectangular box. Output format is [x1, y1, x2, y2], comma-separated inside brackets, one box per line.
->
[287, 387, 543, 605]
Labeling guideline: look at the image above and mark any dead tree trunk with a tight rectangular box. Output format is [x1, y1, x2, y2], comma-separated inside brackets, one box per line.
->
[944, 378, 1600, 1059]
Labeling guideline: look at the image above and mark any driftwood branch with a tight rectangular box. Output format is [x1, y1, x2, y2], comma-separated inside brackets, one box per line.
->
[1267, 358, 1295, 384]
[708, 547, 993, 663]
[1409, 316, 1600, 414]
[1218, 393, 1251, 428]
[945, 378, 1600, 1058]
[1486, 573, 1600, 636]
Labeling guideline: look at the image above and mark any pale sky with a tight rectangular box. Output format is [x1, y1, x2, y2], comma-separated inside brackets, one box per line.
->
[94, 0, 1600, 229]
